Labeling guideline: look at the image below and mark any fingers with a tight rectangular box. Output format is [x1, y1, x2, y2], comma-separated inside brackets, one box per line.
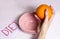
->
[37, 6, 55, 39]
[39, 9, 49, 34]
[44, 9, 48, 23]
[48, 11, 55, 25]
[38, 9, 55, 39]
[37, 9, 50, 39]
[42, 9, 48, 27]
[49, 5, 55, 25]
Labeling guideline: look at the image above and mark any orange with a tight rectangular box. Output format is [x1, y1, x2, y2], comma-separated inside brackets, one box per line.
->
[36, 4, 53, 20]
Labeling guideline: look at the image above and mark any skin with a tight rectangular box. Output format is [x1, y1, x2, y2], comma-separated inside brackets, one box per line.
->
[19, 6, 54, 39]
[37, 9, 54, 39]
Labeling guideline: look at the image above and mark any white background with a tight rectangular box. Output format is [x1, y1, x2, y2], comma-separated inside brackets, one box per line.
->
[0, 0, 60, 39]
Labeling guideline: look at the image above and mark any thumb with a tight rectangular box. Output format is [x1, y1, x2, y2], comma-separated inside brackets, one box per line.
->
[44, 9, 48, 23]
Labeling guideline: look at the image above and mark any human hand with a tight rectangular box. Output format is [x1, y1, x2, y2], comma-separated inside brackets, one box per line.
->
[37, 8, 55, 39]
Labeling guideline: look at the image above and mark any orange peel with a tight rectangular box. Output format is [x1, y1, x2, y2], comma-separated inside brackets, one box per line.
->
[36, 4, 53, 20]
